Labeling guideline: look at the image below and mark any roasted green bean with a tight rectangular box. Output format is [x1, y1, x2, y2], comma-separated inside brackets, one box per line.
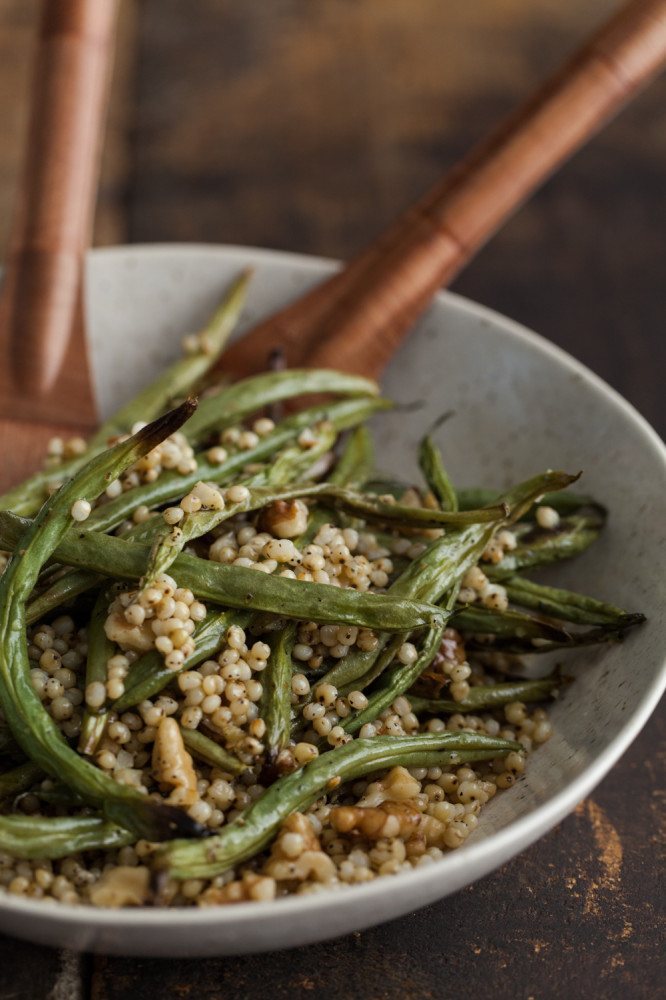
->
[503, 575, 645, 628]
[78, 586, 117, 756]
[261, 623, 297, 759]
[180, 727, 247, 777]
[407, 678, 558, 715]
[0, 815, 133, 860]
[419, 434, 458, 512]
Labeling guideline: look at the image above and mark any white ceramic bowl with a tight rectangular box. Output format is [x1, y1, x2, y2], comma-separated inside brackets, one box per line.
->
[3, 244, 664, 955]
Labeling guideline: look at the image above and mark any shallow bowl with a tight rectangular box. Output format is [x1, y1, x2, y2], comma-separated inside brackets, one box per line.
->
[3, 244, 664, 955]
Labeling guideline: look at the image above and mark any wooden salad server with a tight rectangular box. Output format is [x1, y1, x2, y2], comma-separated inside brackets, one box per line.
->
[221, 0, 666, 381]
[0, 0, 118, 488]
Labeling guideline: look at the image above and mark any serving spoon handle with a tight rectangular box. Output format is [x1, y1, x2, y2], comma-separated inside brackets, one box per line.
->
[221, 0, 666, 381]
[0, 0, 118, 425]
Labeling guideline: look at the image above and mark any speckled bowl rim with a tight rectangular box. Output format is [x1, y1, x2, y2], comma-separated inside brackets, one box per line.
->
[1, 243, 664, 945]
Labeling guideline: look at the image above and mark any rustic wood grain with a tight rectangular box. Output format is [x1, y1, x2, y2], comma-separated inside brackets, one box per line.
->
[0, 2, 662, 996]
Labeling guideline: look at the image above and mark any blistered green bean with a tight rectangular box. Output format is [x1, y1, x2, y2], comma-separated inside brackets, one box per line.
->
[503, 576, 645, 628]
[419, 434, 458, 512]
[486, 516, 602, 580]
[184, 368, 379, 445]
[78, 586, 116, 756]
[1, 520, 444, 633]
[451, 604, 571, 642]
[408, 678, 558, 715]
[261, 623, 296, 758]
[330, 426, 374, 488]
[0, 814, 133, 860]
[457, 488, 605, 522]
[180, 727, 247, 777]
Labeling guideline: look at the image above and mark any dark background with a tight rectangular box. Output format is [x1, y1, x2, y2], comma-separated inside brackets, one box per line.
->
[0, 2, 664, 997]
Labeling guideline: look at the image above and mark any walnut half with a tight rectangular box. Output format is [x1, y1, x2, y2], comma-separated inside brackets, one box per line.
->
[152, 717, 198, 807]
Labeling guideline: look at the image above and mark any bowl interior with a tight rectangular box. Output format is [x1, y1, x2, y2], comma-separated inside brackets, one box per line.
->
[2, 243, 663, 956]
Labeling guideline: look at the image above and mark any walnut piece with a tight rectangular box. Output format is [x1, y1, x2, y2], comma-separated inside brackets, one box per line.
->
[152, 717, 198, 806]
[198, 872, 276, 905]
[357, 765, 422, 808]
[263, 812, 336, 884]
[104, 606, 154, 652]
[329, 801, 422, 840]
[88, 866, 151, 907]
[259, 499, 308, 538]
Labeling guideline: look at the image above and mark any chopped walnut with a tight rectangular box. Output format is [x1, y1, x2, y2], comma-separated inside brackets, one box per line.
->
[329, 801, 421, 840]
[263, 812, 336, 883]
[104, 602, 154, 652]
[198, 872, 277, 905]
[88, 866, 151, 907]
[357, 766, 422, 807]
[259, 499, 308, 538]
[152, 717, 198, 806]
[403, 814, 448, 857]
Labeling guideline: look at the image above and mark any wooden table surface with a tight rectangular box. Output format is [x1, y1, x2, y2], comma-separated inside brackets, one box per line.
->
[0, 3, 663, 997]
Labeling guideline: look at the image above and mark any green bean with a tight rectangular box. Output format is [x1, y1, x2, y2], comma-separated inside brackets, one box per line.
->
[457, 488, 605, 521]
[0, 761, 43, 800]
[184, 368, 379, 445]
[26, 568, 101, 625]
[78, 586, 117, 756]
[113, 611, 252, 713]
[469, 623, 630, 655]
[0, 814, 133, 860]
[419, 435, 458, 512]
[503, 576, 646, 628]
[13, 510, 441, 634]
[0, 402, 206, 841]
[343, 624, 446, 734]
[161, 731, 521, 878]
[0, 520, 444, 632]
[261, 623, 297, 758]
[330, 426, 374, 488]
[486, 516, 601, 580]
[290, 485, 503, 529]
[90, 270, 250, 449]
[86, 396, 388, 535]
[451, 604, 571, 642]
[180, 728, 247, 777]
[407, 678, 558, 715]
[0, 273, 251, 518]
